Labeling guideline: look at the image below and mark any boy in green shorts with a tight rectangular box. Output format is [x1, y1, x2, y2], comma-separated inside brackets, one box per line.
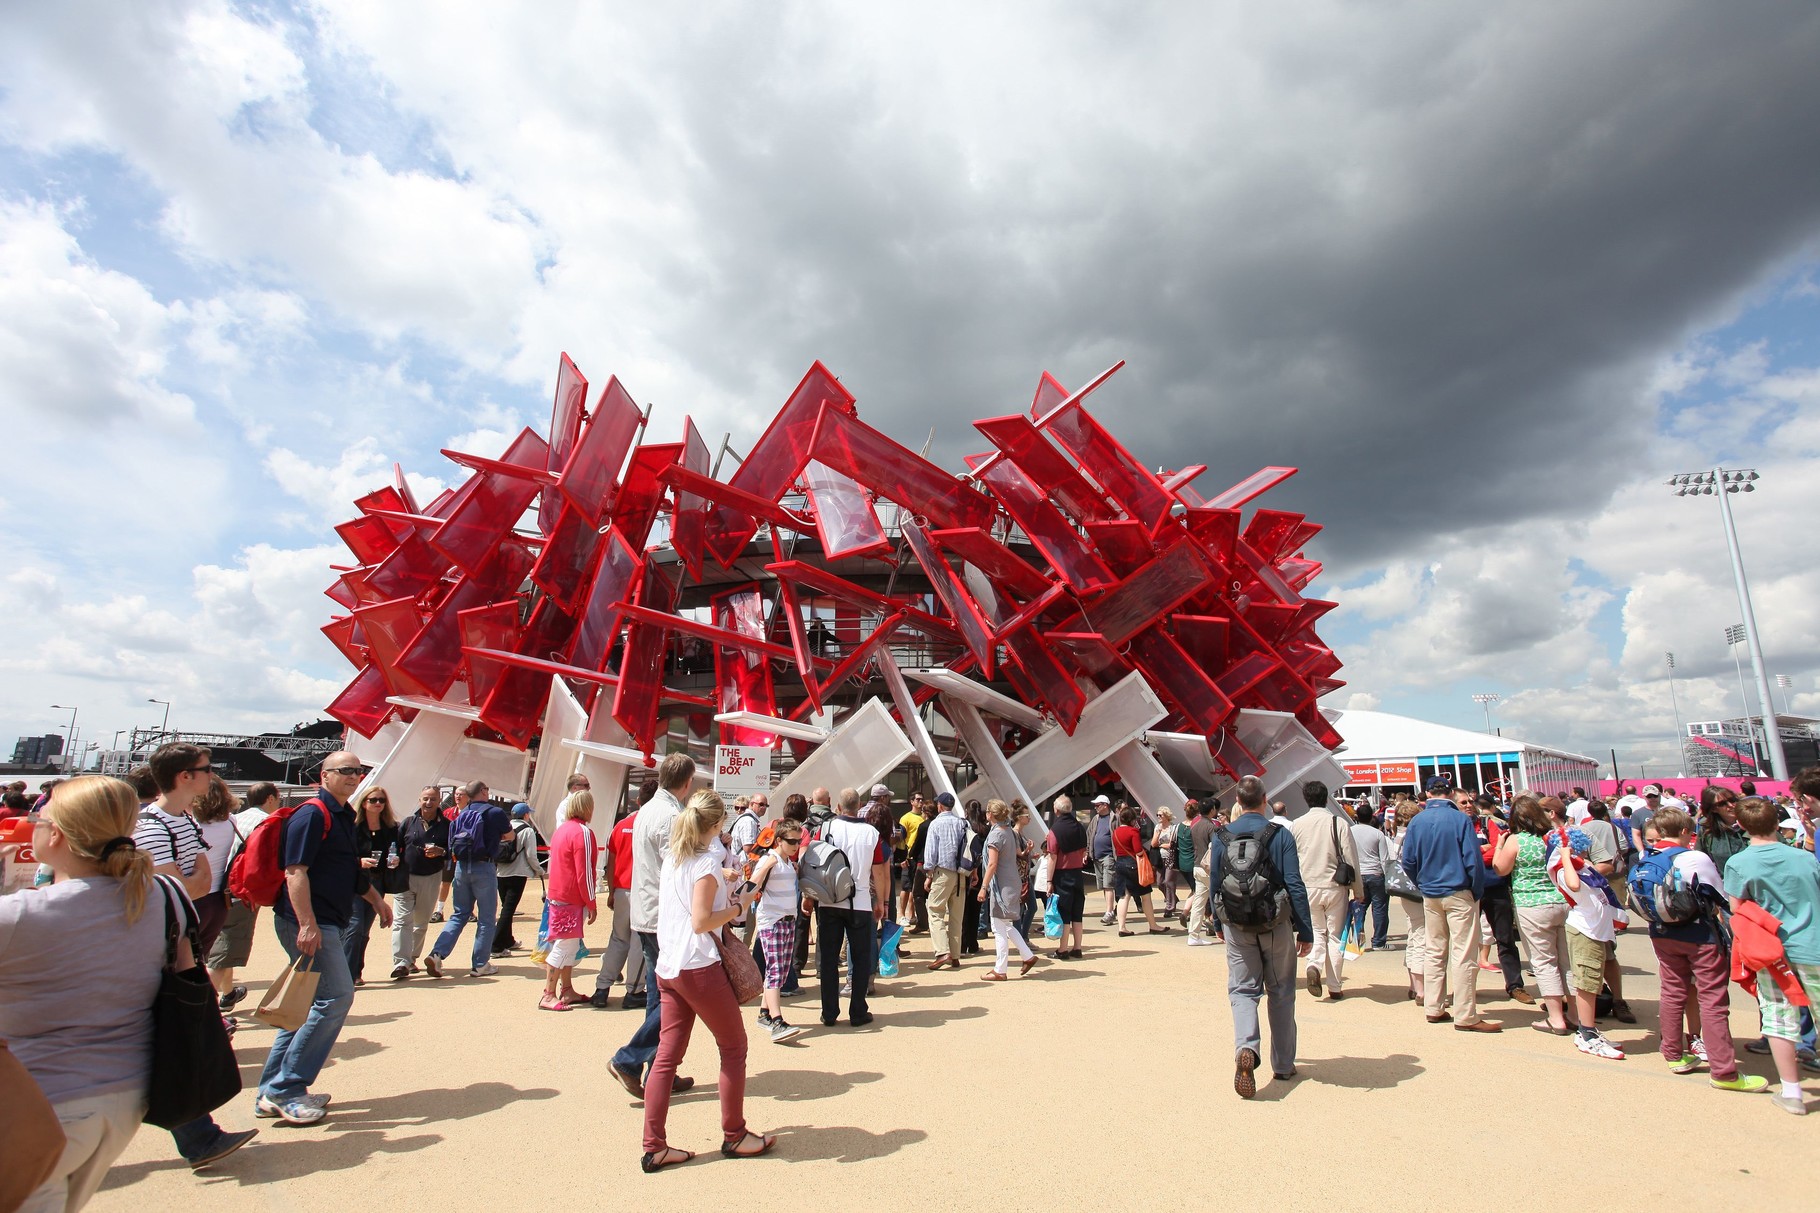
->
[1724, 796, 1820, 1115]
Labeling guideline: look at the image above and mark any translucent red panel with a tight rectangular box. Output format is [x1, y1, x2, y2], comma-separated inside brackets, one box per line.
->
[568, 527, 641, 675]
[531, 504, 604, 613]
[1029, 370, 1069, 418]
[1082, 520, 1155, 577]
[363, 533, 447, 602]
[704, 361, 857, 566]
[809, 407, 996, 533]
[1203, 466, 1297, 511]
[612, 442, 683, 552]
[351, 597, 430, 698]
[321, 615, 365, 667]
[479, 597, 578, 747]
[394, 570, 521, 701]
[430, 428, 551, 577]
[900, 522, 998, 677]
[1045, 631, 1132, 683]
[928, 527, 1051, 600]
[671, 417, 712, 581]
[1082, 539, 1215, 648]
[1183, 507, 1242, 575]
[712, 586, 779, 745]
[804, 460, 891, 560]
[973, 413, 1111, 525]
[547, 353, 588, 480]
[1243, 509, 1312, 565]
[1171, 615, 1230, 672]
[1000, 626, 1085, 733]
[1129, 625, 1234, 735]
[1041, 402, 1174, 534]
[970, 457, 1115, 592]
[335, 515, 405, 566]
[457, 601, 521, 708]
[326, 664, 394, 737]
[611, 609, 670, 756]
[556, 375, 642, 523]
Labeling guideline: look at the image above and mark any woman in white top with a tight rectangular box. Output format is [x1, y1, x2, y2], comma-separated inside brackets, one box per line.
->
[641, 789, 775, 1173]
[749, 819, 806, 1044]
[1390, 801, 1427, 1003]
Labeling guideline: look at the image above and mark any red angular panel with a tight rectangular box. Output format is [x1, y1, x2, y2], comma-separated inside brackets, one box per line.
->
[671, 417, 712, 581]
[808, 406, 996, 534]
[558, 375, 643, 522]
[712, 585, 779, 745]
[326, 664, 394, 738]
[804, 460, 891, 560]
[974, 413, 1112, 525]
[1041, 401, 1174, 534]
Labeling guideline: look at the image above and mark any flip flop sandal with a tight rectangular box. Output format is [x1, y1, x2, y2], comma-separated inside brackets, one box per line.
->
[721, 1131, 776, 1159]
[640, 1147, 695, 1172]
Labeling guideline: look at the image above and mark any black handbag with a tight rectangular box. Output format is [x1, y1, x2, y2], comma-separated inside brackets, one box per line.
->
[1329, 814, 1357, 887]
[144, 876, 242, 1129]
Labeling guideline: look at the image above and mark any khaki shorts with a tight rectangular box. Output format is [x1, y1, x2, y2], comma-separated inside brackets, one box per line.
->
[1565, 926, 1610, 994]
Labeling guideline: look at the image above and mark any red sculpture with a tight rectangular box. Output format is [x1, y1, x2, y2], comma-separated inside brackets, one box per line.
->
[322, 355, 1343, 788]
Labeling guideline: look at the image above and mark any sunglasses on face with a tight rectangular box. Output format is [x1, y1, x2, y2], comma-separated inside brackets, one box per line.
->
[185, 765, 215, 775]
[324, 766, 370, 776]
[367, 797, 388, 804]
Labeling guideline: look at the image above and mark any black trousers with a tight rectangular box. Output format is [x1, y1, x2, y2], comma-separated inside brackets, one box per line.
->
[494, 875, 528, 951]
[815, 907, 875, 1024]
[1480, 881, 1523, 993]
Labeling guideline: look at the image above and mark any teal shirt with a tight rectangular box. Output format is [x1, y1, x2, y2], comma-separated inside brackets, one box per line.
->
[1723, 842, 1820, 965]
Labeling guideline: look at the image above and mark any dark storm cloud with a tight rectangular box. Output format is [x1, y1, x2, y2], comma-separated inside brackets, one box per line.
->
[635, 1, 1820, 576]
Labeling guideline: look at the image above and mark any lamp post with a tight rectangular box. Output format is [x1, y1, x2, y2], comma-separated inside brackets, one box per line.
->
[148, 698, 172, 743]
[1665, 652, 1686, 777]
[1667, 469, 1786, 779]
[1472, 692, 1500, 734]
[50, 704, 78, 772]
[1776, 673, 1794, 716]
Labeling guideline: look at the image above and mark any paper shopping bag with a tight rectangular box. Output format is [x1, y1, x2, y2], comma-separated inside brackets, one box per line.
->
[1342, 917, 1364, 957]
[253, 955, 319, 1031]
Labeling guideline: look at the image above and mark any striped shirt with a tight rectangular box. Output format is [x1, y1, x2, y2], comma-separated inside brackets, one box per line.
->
[133, 804, 207, 877]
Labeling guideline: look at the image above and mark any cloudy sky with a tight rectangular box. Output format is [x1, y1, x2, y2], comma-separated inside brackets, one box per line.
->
[3, 1, 1818, 777]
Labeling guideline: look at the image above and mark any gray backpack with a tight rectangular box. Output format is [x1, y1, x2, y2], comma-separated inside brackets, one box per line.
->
[798, 828, 856, 904]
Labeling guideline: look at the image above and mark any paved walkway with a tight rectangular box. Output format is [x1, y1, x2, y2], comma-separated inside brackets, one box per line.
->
[95, 904, 1819, 1211]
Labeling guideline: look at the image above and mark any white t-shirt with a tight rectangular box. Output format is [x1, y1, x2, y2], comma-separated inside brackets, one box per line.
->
[196, 817, 237, 894]
[1549, 852, 1624, 942]
[1565, 799, 1591, 826]
[818, 815, 882, 913]
[655, 842, 729, 980]
[755, 854, 799, 930]
[1613, 795, 1647, 816]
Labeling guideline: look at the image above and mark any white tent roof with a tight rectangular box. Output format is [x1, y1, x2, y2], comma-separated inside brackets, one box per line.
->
[1327, 709, 1594, 764]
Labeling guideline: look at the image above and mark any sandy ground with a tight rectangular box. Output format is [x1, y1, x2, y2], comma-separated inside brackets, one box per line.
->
[93, 893, 1820, 1213]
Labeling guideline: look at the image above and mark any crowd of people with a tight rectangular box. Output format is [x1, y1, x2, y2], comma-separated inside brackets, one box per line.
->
[6, 744, 1820, 1208]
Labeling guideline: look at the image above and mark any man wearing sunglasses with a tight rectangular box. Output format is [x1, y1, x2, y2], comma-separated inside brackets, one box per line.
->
[257, 751, 366, 1126]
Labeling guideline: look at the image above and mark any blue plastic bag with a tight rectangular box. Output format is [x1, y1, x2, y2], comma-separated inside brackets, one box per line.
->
[1043, 895, 1063, 939]
[876, 920, 903, 977]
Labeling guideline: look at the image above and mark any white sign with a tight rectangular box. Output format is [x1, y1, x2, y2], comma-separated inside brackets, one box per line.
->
[714, 745, 771, 795]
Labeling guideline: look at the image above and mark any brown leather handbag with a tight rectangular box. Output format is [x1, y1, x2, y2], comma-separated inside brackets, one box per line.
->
[1, 1040, 64, 1213]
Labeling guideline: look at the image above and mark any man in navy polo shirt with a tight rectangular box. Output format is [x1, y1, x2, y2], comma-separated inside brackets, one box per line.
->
[256, 751, 364, 1125]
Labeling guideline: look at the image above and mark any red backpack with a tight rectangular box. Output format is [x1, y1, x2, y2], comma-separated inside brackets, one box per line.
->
[228, 796, 333, 908]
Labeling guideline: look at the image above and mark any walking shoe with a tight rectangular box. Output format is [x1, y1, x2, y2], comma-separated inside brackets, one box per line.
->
[839, 979, 852, 996]
[1690, 1036, 1708, 1062]
[1234, 1047, 1258, 1099]
[1186, 936, 1215, 946]
[1100, 914, 1117, 925]
[757, 1010, 776, 1030]
[849, 1011, 874, 1027]
[609, 1062, 645, 1100]
[187, 1127, 258, 1170]
[424, 953, 444, 978]
[1710, 1074, 1768, 1093]
[429, 909, 445, 923]
[1745, 1037, 1771, 1055]
[218, 984, 248, 1011]
[768, 1017, 804, 1043]
[1610, 999, 1637, 1024]
[1574, 1031, 1625, 1060]
[1771, 1092, 1808, 1116]
[589, 989, 613, 1009]
[390, 963, 409, 981]
[1508, 988, 1535, 1005]
[622, 992, 647, 1010]
[1305, 968, 1323, 998]
[255, 1093, 329, 1124]
[471, 962, 499, 977]
[1455, 1020, 1503, 1034]
[1666, 1054, 1701, 1075]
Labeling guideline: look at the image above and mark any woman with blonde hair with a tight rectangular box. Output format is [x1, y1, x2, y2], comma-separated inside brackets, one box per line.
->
[981, 800, 1039, 980]
[1389, 799, 1427, 1003]
[1, 776, 252, 1210]
[641, 789, 774, 1172]
[1494, 795, 1573, 1034]
[542, 790, 598, 1010]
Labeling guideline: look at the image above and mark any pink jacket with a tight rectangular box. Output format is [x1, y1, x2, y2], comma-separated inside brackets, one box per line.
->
[547, 819, 598, 908]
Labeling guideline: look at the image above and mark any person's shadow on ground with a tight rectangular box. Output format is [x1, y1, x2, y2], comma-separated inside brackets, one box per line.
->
[1251, 1053, 1424, 1100]
[745, 1069, 885, 1102]
[765, 1124, 927, 1163]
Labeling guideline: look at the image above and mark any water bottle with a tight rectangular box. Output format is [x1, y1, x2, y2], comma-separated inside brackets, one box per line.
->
[386, 843, 399, 869]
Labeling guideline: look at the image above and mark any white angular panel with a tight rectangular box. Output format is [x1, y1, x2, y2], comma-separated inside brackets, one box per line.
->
[1007, 672, 1169, 805]
[902, 667, 1046, 730]
[942, 695, 1029, 811]
[879, 657, 955, 798]
[355, 707, 470, 809]
[1106, 740, 1188, 815]
[771, 698, 915, 807]
[445, 738, 530, 801]
[525, 676, 587, 837]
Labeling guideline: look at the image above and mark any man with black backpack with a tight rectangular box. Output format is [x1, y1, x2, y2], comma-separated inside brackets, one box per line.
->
[1207, 776, 1311, 1098]
[423, 780, 509, 979]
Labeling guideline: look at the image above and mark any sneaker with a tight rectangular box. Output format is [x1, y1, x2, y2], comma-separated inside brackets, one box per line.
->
[622, 992, 647, 1010]
[390, 963, 409, 981]
[424, 953, 444, 979]
[589, 989, 613, 1009]
[1305, 968, 1323, 998]
[839, 979, 852, 996]
[1186, 936, 1215, 947]
[768, 1018, 804, 1044]
[1690, 1036, 1708, 1062]
[218, 984, 248, 1011]
[1666, 1054, 1701, 1075]
[471, 962, 499, 977]
[429, 909, 445, 923]
[1234, 1047, 1258, 1099]
[757, 1010, 776, 1030]
[1772, 1092, 1808, 1116]
[1745, 1037, 1771, 1055]
[1575, 1031, 1625, 1061]
[255, 1093, 329, 1124]
[1710, 1074, 1769, 1093]
[1100, 914, 1116, 926]
[187, 1127, 258, 1170]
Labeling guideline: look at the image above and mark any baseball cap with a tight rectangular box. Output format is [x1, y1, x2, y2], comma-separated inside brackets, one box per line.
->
[870, 783, 891, 799]
[511, 802, 533, 819]
[935, 792, 955, 807]
[1092, 794, 1111, 805]
[1425, 775, 1453, 792]
[1475, 792, 1494, 808]
[1642, 784, 1661, 797]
